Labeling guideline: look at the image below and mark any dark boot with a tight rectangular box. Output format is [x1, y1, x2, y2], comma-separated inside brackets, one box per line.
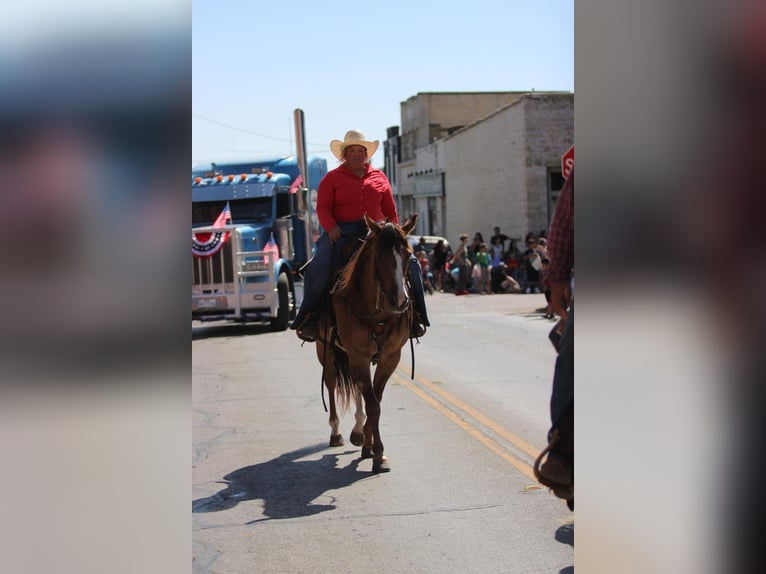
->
[411, 317, 426, 338]
[296, 314, 317, 342]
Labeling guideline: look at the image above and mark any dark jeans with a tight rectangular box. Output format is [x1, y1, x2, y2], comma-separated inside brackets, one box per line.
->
[290, 221, 430, 329]
[550, 302, 573, 428]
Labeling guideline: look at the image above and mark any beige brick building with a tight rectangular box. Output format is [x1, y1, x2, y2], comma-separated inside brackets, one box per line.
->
[384, 91, 573, 250]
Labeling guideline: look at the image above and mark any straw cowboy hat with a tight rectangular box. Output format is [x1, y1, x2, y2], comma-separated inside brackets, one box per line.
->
[329, 130, 379, 161]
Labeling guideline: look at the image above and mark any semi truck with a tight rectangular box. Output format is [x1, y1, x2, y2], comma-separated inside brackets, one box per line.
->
[191, 155, 326, 329]
[192, 112, 326, 329]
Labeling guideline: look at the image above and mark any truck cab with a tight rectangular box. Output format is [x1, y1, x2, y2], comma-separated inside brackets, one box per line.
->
[192, 155, 326, 328]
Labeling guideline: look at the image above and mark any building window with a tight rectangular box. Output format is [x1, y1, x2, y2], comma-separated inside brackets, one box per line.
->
[547, 169, 565, 222]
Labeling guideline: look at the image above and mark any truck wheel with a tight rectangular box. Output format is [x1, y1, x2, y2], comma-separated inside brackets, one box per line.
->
[271, 273, 291, 331]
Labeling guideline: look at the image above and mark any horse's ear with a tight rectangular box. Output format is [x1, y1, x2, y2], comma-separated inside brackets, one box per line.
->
[401, 213, 418, 235]
[364, 212, 382, 235]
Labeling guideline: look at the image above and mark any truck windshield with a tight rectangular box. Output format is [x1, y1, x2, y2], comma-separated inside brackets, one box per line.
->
[192, 198, 273, 225]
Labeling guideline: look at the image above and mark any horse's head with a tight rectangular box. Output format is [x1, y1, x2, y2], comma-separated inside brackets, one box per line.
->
[363, 213, 418, 313]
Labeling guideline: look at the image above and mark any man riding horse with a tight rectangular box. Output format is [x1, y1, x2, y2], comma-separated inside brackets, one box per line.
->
[290, 129, 430, 342]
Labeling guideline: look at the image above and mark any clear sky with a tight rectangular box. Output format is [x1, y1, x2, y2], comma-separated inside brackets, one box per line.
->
[192, 0, 573, 169]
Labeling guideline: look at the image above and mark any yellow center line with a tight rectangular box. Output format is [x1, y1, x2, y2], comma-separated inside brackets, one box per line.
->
[393, 371, 539, 483]
[396, 368, 541, 458]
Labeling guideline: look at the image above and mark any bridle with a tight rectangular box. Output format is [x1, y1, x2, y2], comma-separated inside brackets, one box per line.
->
[355, 239, 412, 320]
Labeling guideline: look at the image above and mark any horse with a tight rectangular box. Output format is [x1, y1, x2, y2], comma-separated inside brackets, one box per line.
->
[314, 212, 418, 473]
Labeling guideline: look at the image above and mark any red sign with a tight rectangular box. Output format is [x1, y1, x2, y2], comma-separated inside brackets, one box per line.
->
[561, 145, 574, 180]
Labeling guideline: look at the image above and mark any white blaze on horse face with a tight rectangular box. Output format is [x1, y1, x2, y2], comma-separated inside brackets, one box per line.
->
[392, 248, 408, 308]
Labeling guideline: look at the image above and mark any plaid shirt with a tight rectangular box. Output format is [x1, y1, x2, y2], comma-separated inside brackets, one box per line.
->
[544, 168, 574, 285]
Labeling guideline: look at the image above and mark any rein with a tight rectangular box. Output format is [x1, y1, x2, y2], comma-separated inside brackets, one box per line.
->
[354, 283, 384, 319]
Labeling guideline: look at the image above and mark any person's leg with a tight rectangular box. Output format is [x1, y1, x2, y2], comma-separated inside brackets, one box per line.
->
[289, 233, 332, 336]
[456, 264, 467, 294]
[408, 255, 430, 335]
[537, 302, 574, 505]
[550, 303, 573, 425]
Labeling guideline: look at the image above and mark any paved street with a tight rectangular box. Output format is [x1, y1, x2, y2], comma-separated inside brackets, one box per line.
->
[193, 291, 573, 573]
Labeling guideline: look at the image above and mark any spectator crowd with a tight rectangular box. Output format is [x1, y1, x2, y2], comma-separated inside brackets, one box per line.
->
[411, 225, 557, 318]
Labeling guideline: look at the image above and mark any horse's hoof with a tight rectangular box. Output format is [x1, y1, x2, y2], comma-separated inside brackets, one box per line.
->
[349, 431, 364, 446]
[372, 456, 391, 473]
[329, 434, 344, 447]
[361, 446, 374, 459]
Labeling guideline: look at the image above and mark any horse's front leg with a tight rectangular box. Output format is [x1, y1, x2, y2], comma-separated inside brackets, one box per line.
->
[363, 348, 402, 472]
[372, 348, 402, 403]
[346, 359, 384, 471]
[360, 382, 387, 472]
[360, 375, 390, 473]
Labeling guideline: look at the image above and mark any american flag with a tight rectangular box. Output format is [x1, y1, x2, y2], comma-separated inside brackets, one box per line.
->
[288, 175, 303, 194]
[263, 231, 280, 261]
[212, 202, 232, 227]
[192, 202, 232, 258]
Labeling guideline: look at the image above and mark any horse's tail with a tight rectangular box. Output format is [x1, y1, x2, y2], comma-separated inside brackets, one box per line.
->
[332, 348, 357, 412]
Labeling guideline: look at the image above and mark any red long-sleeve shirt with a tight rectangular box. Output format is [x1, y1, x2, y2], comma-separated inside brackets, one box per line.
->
[316, 163, 398, 231]
[544, 168, 574, 286]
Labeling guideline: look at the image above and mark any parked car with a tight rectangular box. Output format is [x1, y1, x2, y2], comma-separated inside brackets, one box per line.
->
[407, 234, 450, 256]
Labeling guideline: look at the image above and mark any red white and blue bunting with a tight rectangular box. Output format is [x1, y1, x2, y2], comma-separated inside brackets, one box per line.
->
[192, 202, 231, 258]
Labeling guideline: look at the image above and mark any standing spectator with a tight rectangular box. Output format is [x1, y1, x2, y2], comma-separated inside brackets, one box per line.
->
[490, 226, 510, 253]
[469, 232, 484, 263]
[475, 243, 492, 294]
[537, 238, 554, 318]
[534, 168, 574, 510]
[432, 239, 448, 292]
[452, 233, 470, 295]
[523, 237, 543, 293]
[489, 236, 504, 267]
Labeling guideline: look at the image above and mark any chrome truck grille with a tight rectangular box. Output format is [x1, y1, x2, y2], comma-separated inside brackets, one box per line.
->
[192, 229, 275, 321]
[192, 240, 234, 287]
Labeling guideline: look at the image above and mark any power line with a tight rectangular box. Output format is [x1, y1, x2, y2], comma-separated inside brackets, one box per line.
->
[193, 112, 326, 147]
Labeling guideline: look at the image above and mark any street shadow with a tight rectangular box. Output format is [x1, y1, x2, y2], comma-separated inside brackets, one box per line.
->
[192, 443, 370, 522]
[516, 308, 559, 321]
[556, 521, 574, 574]
[192, 322, 275, 340]
[556, 521, 574, 546]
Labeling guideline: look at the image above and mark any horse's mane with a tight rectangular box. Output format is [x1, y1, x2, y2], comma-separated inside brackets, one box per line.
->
[336, 222, 408, 294]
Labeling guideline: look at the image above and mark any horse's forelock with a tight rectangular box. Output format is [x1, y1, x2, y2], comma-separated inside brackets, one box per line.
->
[379, 222, 408, 251]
